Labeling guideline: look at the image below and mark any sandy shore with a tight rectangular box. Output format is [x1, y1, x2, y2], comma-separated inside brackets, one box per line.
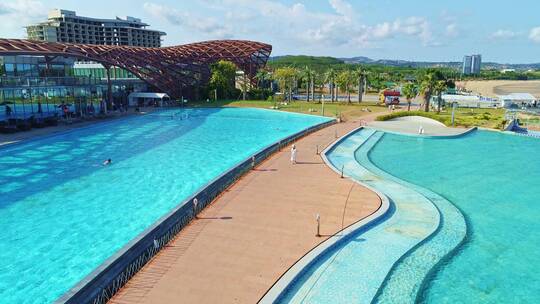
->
[457, 80, 540, 98]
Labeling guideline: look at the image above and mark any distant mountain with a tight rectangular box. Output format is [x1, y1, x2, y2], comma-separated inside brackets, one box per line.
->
[341, 57, 540, 70]
[269, 55, 540, 71]
[267, 55, 344, 70]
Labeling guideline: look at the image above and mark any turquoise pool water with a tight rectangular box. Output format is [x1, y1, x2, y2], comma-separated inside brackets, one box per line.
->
[370, 130, 540, 303]
[0, 108, 330, 303]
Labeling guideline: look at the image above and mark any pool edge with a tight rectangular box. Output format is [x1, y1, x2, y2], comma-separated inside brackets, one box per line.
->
[55, 117, 336, 304]
[258, 127, 392, 304]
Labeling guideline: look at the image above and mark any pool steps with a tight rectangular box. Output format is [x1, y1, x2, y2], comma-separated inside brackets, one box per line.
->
[361, 132, 467, 304]
[272, 129, 440, 303]
[268, 128, 467, 303]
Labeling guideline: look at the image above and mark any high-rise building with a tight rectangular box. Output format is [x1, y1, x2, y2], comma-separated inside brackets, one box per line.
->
[462, 54, 481, 75]
[471, 54, 482, 74]
[462, 56, 472, 75]
[26, 9, 165, 47]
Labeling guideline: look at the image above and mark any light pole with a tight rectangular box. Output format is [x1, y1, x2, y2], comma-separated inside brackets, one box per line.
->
[316, 213, 320, 237]
[321, 94, 325, 116]
[451, 102, 457, 126]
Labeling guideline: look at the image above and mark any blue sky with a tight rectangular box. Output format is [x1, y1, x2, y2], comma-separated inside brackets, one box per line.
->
[1, 0, 539, 63]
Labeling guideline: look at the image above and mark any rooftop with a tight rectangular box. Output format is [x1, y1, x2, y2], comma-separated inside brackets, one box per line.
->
[498, 93, 536, 100]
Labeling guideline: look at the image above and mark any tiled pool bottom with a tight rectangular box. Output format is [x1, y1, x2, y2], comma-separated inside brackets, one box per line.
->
[0, 108, 331, 304]
[371, 130, 540, 303]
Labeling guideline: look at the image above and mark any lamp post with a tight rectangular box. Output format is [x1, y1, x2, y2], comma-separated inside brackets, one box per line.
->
[321, 94, 325, 116]
[451, 102, 457, 126]
[316, 213, 320, 237]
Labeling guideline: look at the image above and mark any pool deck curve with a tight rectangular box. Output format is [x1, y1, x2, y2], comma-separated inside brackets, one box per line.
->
[109, 119, 383, 304]
[261, 119, 471, 303]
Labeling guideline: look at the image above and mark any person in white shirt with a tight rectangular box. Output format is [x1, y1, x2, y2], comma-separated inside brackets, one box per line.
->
[290, 144, 297, 164]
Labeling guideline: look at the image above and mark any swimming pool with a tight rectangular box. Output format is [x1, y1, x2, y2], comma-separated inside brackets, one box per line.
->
[370, 130, 540, 303]
[277, 128, 539, 303]
[0, 107, 330, 303]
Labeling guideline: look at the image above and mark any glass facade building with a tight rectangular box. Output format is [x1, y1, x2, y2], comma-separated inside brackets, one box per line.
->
[0, 55, 147, 122]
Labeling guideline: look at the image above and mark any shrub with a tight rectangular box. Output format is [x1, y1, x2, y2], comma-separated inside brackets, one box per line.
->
[247, 88, 272, 100]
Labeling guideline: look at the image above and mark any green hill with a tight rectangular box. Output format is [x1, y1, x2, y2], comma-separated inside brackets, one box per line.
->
[268, 55, 345, 71]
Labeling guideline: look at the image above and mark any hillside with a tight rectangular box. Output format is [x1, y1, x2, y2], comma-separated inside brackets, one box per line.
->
[267, 55, 345, 71]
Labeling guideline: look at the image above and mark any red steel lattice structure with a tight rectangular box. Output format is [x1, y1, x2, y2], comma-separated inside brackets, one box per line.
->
[0, 38, 272, 99]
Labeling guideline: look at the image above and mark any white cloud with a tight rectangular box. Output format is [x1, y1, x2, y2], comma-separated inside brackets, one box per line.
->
[0, 0, 46, 38]
[329, 0, 355, 20]
[366, 17, 434, 45]
[143, 2, 233, 39]
[445, 23, 459, 38]
[491, 29, 518, 40]
[193, 0, 439, 49]
[529, 27, 540, 43]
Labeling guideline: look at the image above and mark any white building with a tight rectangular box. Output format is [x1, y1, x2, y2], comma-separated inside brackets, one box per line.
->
[26, 9, 165, 47]
[438, 94, 502, 108]
[498, 93, 537, 108]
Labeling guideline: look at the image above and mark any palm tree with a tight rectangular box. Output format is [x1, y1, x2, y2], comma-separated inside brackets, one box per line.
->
[353, 67, 366, 103]
[434, 80, 448, 113]
[255, 70, 270, 89]
[419, 72, 436, 112]
[337, 70, 355, 103]
[402, 82, 418, 111]
[301, 66, 315, 102]
[324, 69, 337, 102]
[272, 67, 296, 102]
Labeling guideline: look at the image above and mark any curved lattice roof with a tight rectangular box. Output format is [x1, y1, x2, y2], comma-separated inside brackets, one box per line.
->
[0, 38, 272, 98]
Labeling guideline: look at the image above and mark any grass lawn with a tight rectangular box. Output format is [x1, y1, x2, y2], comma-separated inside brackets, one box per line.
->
[376, 107, 506, 129]
[187, 99, 506, 129]
[187, 99, 389, 121]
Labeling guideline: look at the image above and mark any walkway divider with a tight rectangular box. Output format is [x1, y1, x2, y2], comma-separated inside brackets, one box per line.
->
[55, 118, 336, 304]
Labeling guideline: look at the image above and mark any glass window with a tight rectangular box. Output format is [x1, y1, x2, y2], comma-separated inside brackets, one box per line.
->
[5, 64, 15, 76]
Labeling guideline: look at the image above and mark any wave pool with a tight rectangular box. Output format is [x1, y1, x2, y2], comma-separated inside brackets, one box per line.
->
[0, 107, 330, 303]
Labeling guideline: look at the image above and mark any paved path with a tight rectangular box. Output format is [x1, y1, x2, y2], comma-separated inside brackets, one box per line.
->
[368, 116, 472, 136]
[110, 120, 382, 304]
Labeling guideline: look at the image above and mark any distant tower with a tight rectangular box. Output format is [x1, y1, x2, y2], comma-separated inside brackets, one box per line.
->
[471, 54, 482, 74]
[462, 56, 472, 75]
[462, 54, 481, 75]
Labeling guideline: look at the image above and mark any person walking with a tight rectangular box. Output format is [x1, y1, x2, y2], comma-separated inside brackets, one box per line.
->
[290, 144, 297, 164]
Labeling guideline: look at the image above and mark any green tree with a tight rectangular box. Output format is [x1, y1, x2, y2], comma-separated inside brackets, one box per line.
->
[434, 80, 448, 113]
[255, 69, 270, 89]
[336, 70, 355, 103]
[353, 67, 366, 103]
[209, 60, 237, 100]
[273, 67, 297, 101]
[324, 68, 337, 102]
[402, 82, 418, 111]
[301, 66, 316, 102]
[419, 71, 438, 112]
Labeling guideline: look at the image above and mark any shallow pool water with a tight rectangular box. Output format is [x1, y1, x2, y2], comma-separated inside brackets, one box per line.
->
[370, 130, 540, 303]
[0, 107, 330, 303]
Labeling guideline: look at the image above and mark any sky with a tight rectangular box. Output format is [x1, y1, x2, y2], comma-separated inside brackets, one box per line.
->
[0, 0, 539, 63]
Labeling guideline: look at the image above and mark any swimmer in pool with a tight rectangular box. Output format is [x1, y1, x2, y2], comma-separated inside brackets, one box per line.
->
[102, 158, 112, 166]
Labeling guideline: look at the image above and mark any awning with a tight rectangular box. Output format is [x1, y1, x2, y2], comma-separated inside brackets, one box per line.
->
[128, 92, 170, 106]
[128, 92, 170, 99]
